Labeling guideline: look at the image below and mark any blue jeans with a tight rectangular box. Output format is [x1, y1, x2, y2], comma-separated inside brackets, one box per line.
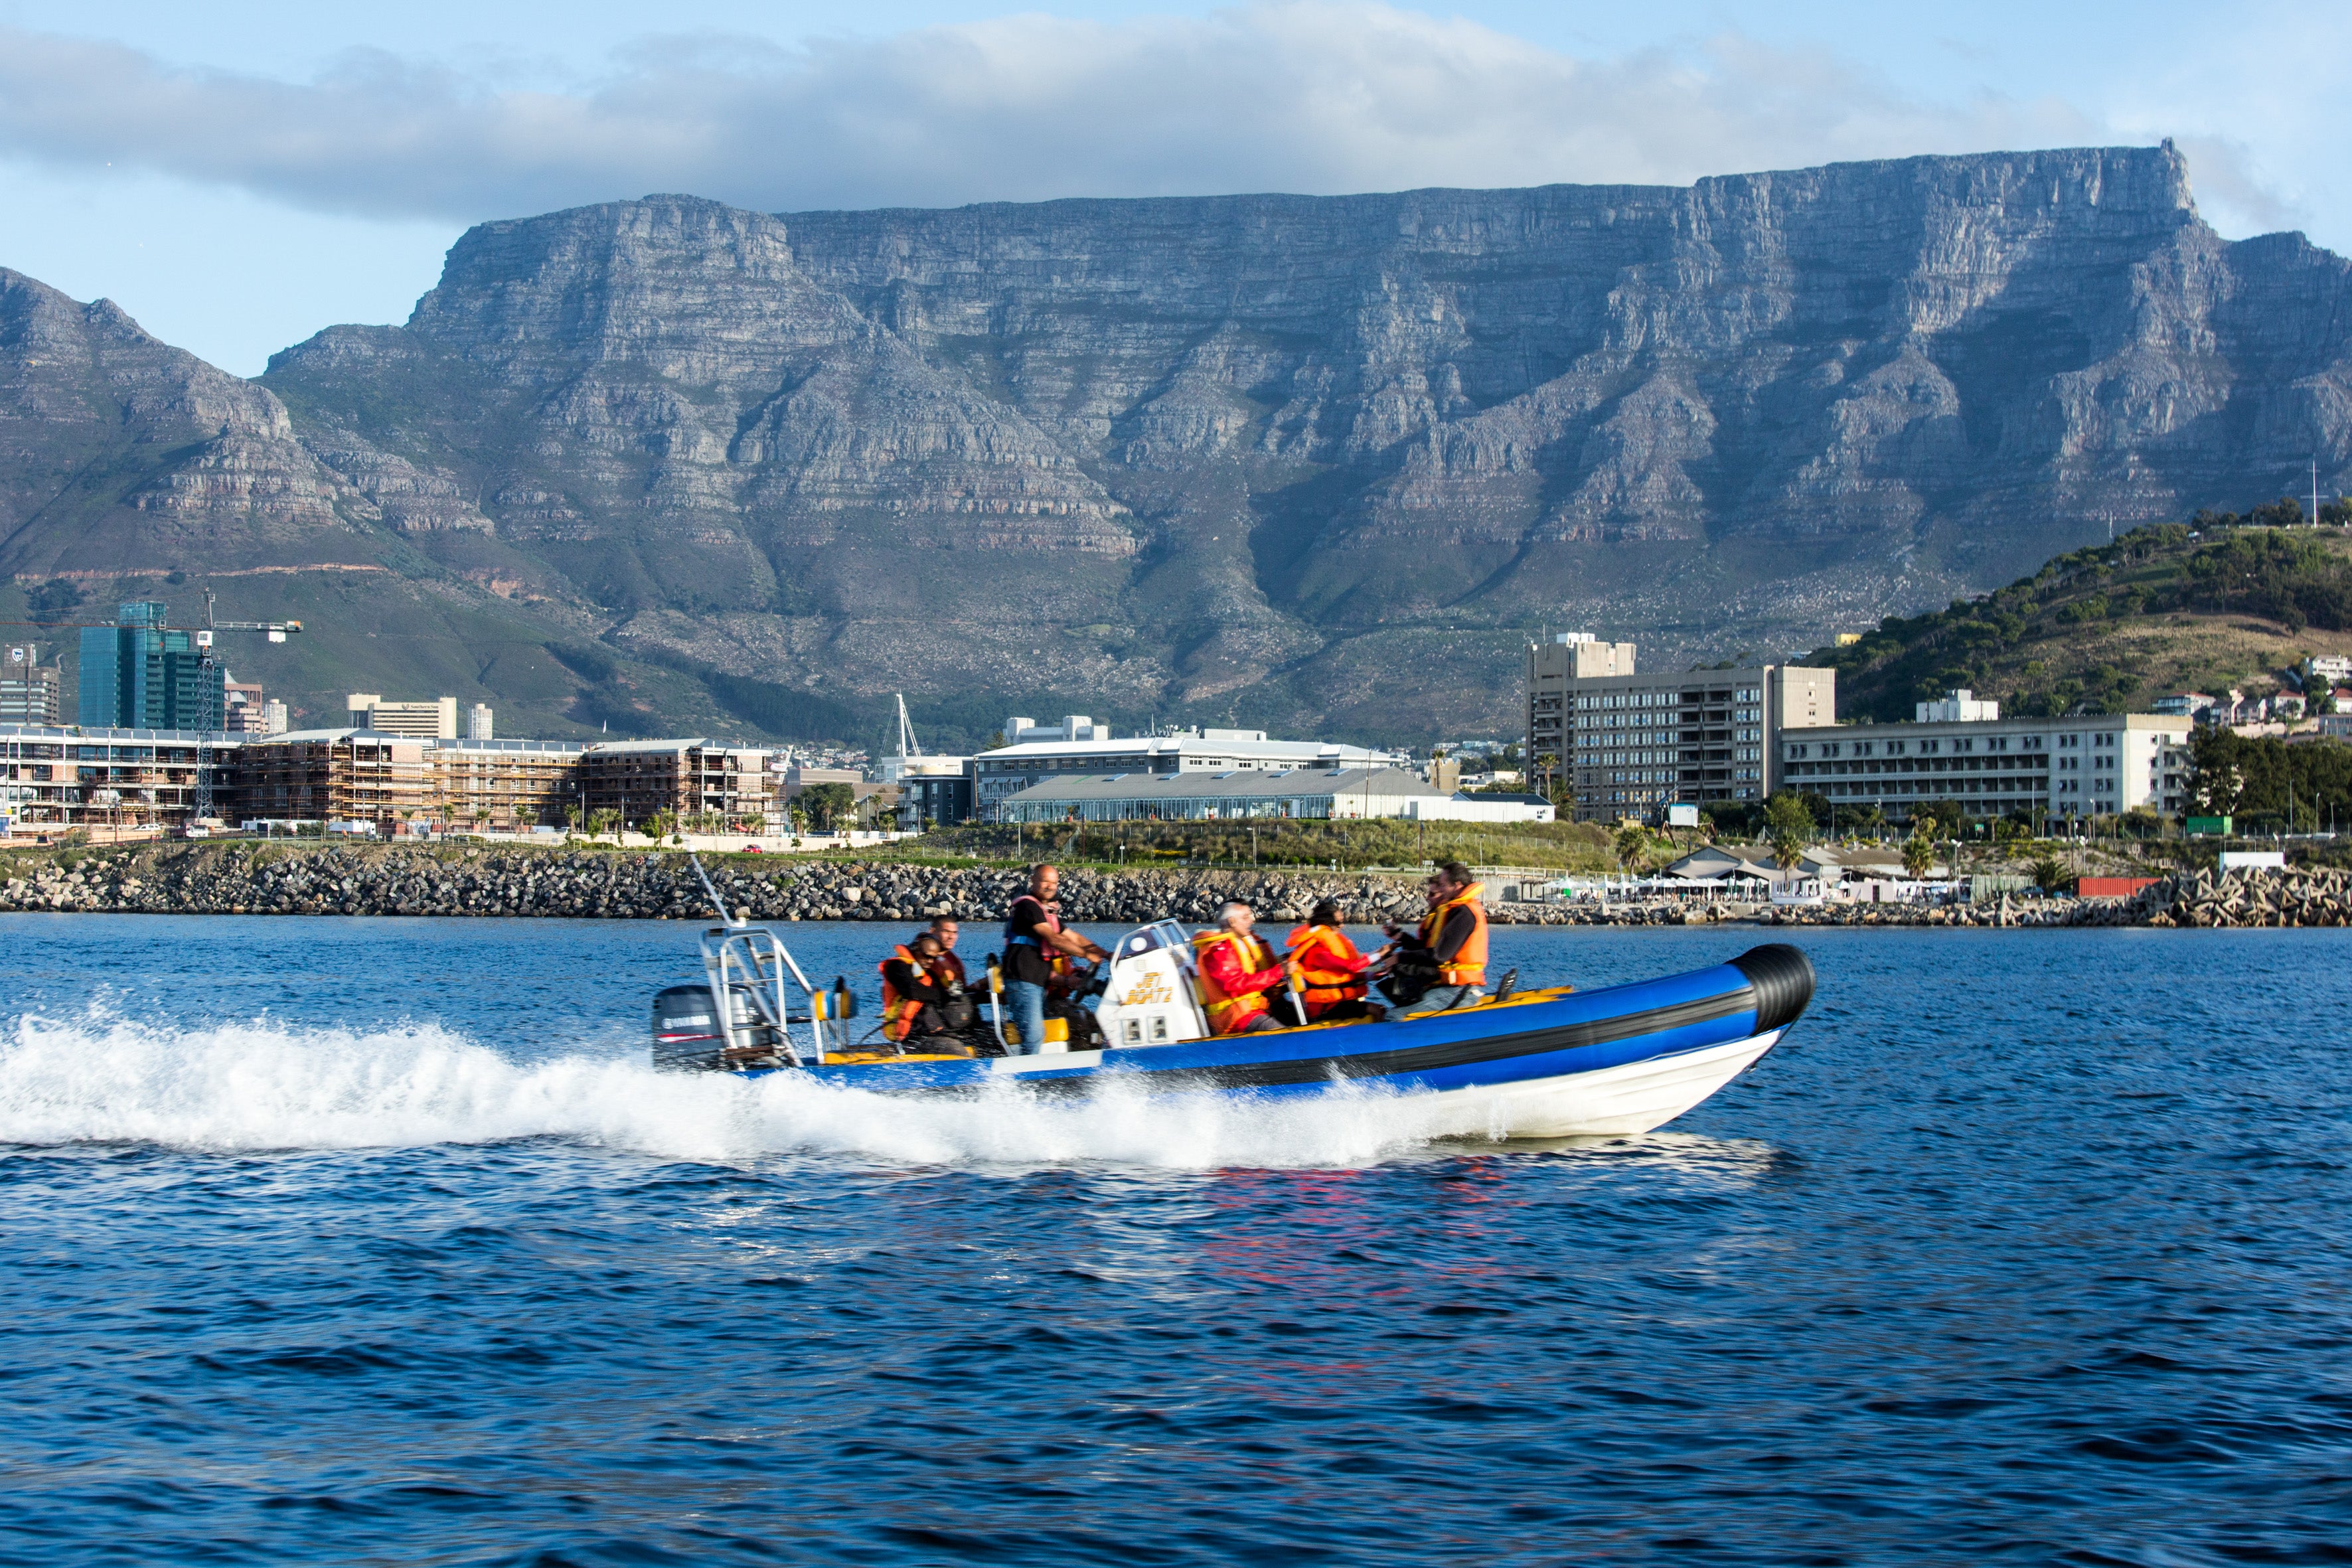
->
[1003, 979, 1048, 1054]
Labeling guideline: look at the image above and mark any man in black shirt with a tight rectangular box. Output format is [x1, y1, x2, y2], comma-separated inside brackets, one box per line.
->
[1001, 863, 1109, 1054]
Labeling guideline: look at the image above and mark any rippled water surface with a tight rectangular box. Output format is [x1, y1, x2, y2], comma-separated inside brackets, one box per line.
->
[3, 914, 2350, 1565]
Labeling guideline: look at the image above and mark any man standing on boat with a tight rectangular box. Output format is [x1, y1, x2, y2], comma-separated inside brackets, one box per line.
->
[1002, 864, 1109, 1054]
[1377, 862, 1488, 1010]
[1193, 902, 1304, 1034]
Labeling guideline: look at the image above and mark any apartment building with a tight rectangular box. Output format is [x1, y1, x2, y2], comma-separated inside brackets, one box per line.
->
[0, 649, 60, 725]
[348, 694, 459, 740]
[227, 731, 431, 826]
[430, 738, 587, 830]
[1776, 693, 2193, 821]
[0, 726, 212, 832]
[226, 734, 779, 832]
[1524, 634, 1836, 823]
[578, 740, 777, 826]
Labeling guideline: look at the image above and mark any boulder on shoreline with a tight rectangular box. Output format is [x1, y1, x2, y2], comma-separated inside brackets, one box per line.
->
[0, 844, 2343, 931]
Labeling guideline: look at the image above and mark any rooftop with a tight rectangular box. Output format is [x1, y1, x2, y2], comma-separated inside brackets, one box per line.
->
[1002, 766, 1441, 804]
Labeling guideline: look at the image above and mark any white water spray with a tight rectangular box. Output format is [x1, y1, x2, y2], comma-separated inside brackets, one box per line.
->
[0, 1010, 1449, 1170]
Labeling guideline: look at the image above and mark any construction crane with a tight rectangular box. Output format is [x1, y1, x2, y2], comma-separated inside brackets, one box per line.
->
[190, 591, 305, 821]
[198, 589, 303, 645]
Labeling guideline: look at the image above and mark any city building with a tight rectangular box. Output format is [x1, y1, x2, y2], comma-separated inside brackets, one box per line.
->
[347, 694, 460, 740]
[226, 731, 431, 828]
[428, 738, 588, 830]
[261, 698, 289, 736]
[467, 702, 494, 742]
[578, 740, 777, 826]
[996, 766, 1551, 824]
[783, 763, 863, 798]
[1778, 695, 2194, 821]
[1004, 714, 1112, 745]
[223, 682, 271, 736]
[976, 728, 1406, 819]
[0, 725, 217, 833]
[0, 647, 60, 725]
[1917, 689, 2000, 722]
[79, 603, 223, 732]
[1524, 633, 1836, 822]
[882, 755, 975, 829]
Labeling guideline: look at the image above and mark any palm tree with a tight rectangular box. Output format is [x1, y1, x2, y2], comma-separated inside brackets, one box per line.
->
[1901, 835, 1934, 880]
[1613, 823, 1651, 872]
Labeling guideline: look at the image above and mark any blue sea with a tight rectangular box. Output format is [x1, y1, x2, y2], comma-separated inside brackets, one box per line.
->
[2, 915, 2349, 1566]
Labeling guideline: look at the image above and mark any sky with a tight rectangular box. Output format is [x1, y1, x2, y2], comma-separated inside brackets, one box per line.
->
[1, 0, 2344, 376]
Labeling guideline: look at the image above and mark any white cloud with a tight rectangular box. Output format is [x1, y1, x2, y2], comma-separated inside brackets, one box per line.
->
[0, 1, 2189, 224]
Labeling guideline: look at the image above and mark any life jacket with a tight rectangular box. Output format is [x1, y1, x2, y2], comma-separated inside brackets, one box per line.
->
[1286, 923, 1366, 1014]
[1418, 882, 1489, 986]
[1004, 896, 1073, 982]
[1191, 928, 1279, 1033]
[877, 945, 925, 1042]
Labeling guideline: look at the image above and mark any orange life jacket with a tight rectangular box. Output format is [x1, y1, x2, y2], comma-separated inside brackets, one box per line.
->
[1285, 923, 1367, 1014]
[1191, 929, 1279, 1033]
[878, 945, 925, 1042]
[1419, 882, 1489, 986]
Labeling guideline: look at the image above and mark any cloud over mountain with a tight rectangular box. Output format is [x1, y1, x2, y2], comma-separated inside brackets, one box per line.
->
[0, 1, 2122, 220]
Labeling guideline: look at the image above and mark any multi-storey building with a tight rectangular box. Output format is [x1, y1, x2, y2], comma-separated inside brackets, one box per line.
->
[347, 694, 459, 740]
[1776, 694, 2193, 822]
[429, 738, 588, 830]
[975, 728, 1405, 819]
[0, 647, 60, 725]
[1525, 634, 1836, 822]
[79, 602, 223, 731]
[0, 726, 215, 832]
[222, 734, 779, 834]
[578, 740, 777, 826]
[226, 731, 431, 827]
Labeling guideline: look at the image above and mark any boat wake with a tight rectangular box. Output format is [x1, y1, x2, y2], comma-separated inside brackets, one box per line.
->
[0, 1008, 1452, 1170]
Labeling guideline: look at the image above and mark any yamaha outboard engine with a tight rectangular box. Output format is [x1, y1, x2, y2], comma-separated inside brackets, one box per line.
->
[651, 985, 726, 1072]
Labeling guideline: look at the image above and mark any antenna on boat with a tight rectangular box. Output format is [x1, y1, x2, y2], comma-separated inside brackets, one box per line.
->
[688, 853, 744, 928]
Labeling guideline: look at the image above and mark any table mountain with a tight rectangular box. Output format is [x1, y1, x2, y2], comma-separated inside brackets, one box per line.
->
[6, 144, 2348, 744]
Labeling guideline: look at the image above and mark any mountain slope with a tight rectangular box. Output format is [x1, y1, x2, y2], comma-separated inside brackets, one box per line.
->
[6, 146, 2351, 747]
[1817, 513, 2352, 721]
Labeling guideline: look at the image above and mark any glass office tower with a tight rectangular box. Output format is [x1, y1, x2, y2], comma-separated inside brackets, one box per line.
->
[78, 602, 223, 731]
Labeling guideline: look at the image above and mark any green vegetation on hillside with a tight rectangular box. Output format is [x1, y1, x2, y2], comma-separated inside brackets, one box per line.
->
[1820, 509, 2352, 721]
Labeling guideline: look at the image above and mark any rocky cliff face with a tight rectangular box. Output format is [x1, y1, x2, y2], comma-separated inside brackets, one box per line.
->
[6, 146, 2347, 744]
[0, 270, 377, 578]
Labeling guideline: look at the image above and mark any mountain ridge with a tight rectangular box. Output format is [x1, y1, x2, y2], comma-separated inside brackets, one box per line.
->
[3, 145, 2348, 746]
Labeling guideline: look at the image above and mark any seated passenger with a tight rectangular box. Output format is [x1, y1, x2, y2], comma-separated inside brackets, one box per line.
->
[1192, 902, 1304, 1034]
[880, 933, 959, 1044]
[1375, 861, 1489, 1012]
[1286, 900, 1387, 1023]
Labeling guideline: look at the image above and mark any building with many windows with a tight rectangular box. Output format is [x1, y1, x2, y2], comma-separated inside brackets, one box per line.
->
[1777, 695, 2193, 822]
[995, 766, 1553, 824]
[577, 740, 777, 827]
[1524, 634, 1836, 822]
[0, 726, 212, 832]
[78, 602, 223, 732]
[0, 647, 60, 726]
[975, 728, 1405, 820]
[429, 738, 588, 830]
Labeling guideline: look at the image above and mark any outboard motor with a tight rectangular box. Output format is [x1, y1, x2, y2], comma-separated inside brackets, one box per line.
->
[651, 985, 726, 1072]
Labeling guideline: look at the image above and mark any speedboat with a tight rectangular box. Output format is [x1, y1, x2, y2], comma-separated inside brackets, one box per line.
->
[649, 886, 1814, 1140]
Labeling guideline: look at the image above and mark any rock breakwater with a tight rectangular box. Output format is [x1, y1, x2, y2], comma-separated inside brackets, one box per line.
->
[3, 846, 2345, 931]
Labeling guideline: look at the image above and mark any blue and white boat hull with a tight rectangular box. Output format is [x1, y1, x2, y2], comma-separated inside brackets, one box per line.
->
[725, 943, 1814, 1140]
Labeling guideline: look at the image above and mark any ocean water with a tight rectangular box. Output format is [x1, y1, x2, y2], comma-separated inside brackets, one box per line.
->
[2, 914, 2349, 1566]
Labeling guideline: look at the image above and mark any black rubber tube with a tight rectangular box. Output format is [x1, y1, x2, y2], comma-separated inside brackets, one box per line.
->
[1729, 944, 1816, 1034]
